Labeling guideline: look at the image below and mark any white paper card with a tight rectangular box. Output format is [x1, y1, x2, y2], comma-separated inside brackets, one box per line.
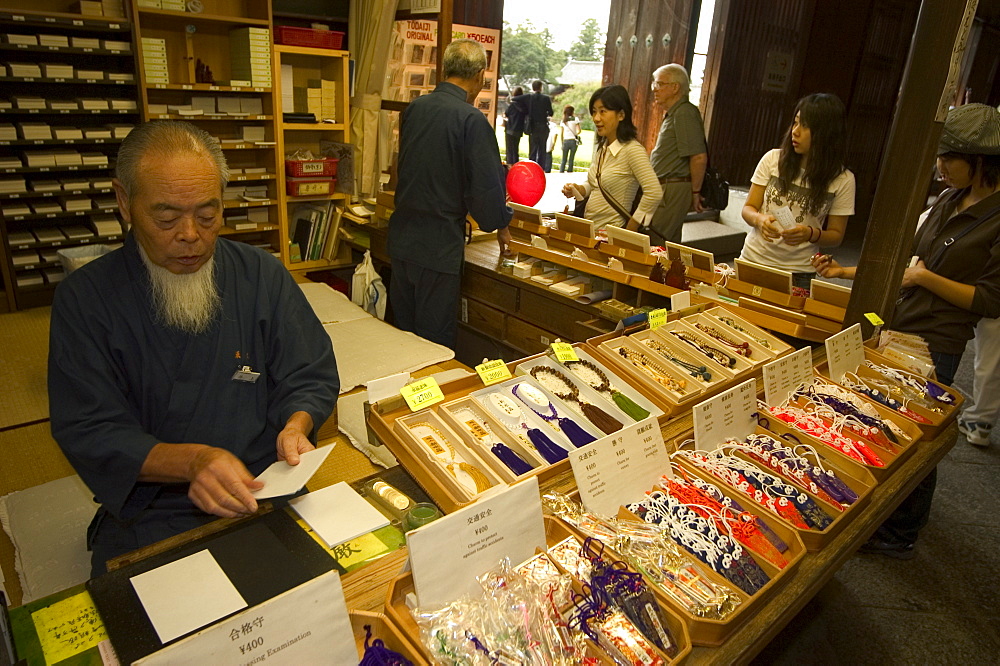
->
[407, 477, 546, 608]
[129, 550, 247, 644]
[367, 372, 411, 404]
[251, 445, 334, 499]
[772, 205, 796, 229]
[693, 379, 757, 450]
[135, 570, 355, 665]
[825, 323, 865, 382]
[670, 291, 691, 311]
[762, 346, 812, 406]
[289, 482, 390, 549]
[568, 416, 670, 517]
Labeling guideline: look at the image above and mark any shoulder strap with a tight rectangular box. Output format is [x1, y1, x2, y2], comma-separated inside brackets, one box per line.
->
[595, 146, 634, 225]
[924, 198, 1000, 271]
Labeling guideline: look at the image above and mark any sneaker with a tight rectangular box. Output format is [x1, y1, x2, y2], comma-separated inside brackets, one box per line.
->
[858, 536, 916, 560]
[958, 418, 992, 447]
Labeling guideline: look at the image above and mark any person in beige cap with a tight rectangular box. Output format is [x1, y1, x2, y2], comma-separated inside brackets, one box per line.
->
[813, 102, 1000, 558]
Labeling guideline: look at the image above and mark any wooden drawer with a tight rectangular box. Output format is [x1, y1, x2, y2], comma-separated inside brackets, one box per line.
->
[461, 296, 505, 339]
[504, 316, 558, 354]
[517, 289, 588, 341]
[463, 268, 518, 312]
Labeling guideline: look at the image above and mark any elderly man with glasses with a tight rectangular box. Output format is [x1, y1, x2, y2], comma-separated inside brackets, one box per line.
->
[647, 64, 708, 243]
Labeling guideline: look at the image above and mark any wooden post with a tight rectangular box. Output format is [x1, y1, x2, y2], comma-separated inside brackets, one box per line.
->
[436, 0, 453, 84]
[844, 0, 979, 336]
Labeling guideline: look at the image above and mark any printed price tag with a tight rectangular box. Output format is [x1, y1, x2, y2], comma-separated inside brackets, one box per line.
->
[693, 378, 757, 450]
[762, 347, 812, 406]
[569, 417, 669, 516]
[647, 308, 667, 330]
[825, 323, 865, 382]
[864, 312, 884, 326]
[475, 359, 511, 386]
[550, 342, 579, 363]
[400, 377, 444, 411]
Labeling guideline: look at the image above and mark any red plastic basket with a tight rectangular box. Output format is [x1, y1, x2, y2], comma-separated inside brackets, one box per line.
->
[276, 26, 345, 50]
[285, 157, 339, 178]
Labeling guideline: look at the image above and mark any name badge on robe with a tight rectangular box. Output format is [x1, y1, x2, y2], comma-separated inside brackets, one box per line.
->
[232, 365, 260, 383]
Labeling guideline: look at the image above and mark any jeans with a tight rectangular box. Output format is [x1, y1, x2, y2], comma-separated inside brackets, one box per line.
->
[560, 139, 578, 172]
[792, 272, 816, 290]
[874, 349, 963, 546]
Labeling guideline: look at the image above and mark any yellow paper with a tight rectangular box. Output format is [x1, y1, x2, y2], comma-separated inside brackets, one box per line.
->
[864, 312, 885, 326]
[32, 592, 108, 664]
[476, 359, 511, 385]
[550, 342, 579, 363]
[648, 308, 667, 330]
[400, 376, 444, 411]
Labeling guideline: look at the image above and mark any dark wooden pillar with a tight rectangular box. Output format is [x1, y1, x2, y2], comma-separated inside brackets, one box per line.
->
[845, 0, 980, 336]
[436, 0, 454, 83]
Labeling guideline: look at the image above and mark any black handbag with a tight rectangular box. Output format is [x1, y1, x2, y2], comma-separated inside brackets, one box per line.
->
[701, 165, 729, 211]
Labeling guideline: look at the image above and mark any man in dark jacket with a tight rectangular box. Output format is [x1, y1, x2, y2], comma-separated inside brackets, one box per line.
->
[504, 86, 527, 165]
[525, 79, 554, 165]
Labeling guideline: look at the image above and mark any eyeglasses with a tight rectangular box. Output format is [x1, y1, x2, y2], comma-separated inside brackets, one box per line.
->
[651, 80, 677, 91]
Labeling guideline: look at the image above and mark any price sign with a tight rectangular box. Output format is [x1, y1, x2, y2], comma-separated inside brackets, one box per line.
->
[692, 379, 757, 451]
[475, 359, 511, 385]
[568, 417, 669, 516]
[400, 377, 444, 411]
[864, 312, 884, 326]
[670, 290, 691, 311]
[550, 342, 579, 363]
[825, 323, 865, 382]
[647, 308, 667, 330]
[762, 346, 812, 406]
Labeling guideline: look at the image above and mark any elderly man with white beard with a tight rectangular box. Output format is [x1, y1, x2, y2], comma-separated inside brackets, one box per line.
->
[47, 121, 339, 576]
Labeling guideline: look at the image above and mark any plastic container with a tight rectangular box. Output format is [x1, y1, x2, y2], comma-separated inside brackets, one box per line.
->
[275, 26, 344, 50]
[285, 157, 339, 178]
[57, 244, 113, 273]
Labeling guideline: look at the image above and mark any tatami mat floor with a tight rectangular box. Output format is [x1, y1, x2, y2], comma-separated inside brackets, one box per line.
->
[0, 307, 50, 430]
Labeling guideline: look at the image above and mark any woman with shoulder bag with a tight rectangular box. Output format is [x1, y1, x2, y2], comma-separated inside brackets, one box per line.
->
[560, 85, 661, 230]
[559, 105, 582, 172]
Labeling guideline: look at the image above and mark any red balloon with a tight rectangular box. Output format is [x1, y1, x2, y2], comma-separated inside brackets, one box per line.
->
[506, 160, 546, 207]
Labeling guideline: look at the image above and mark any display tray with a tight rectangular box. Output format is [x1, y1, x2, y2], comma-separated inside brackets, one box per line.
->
[369, 366, 572, 514]
[756, 384, 921, 483]
[589, 471, 807, 647]
[385, 515, 693, 664]
[350, 610, 430, 666]
[723, 275, 805, 310]
[813, 347, 962, 440]
[672, 427, 877, 552]
[593, 332, 706, 412]
[710, 298, 832, 343]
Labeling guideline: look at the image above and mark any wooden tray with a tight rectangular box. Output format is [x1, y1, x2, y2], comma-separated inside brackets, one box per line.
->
[385, 515, 693, 664]
[350, 610, 430, 666]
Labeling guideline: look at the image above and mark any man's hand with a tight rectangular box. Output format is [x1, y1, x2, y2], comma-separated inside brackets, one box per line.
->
[497, 226, 513, 256]
[277, 411, 316, 465]
[186, 447, 262, 518]
[692, 192, 705, 214]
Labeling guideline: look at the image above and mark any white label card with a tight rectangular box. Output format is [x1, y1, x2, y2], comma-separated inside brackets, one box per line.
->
[568, 416, 670, 517]
[693, 379, 757, 451]
[825, 323, 865, 382]
[135, 570, 356, 665]
[762, 346, 812, 406]
[407, 478, 546, 608]
[772, 205, 796, 230]
[670, 290, 691, 311]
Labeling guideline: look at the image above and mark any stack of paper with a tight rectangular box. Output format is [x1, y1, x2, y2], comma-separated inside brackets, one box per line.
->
[75, 0, 104, 16]
[0, 156, 22, 169]
[0, 124, 15, 141]
[140, 37, 168, 84]
[242, 126, 266, 142]
[53, 127, 84, 140]
[110, 99, 136, 110]
[0, 178, 25, 193]
[161, 0, 184, 10]
[90, 213, 121, 236]
[53, 151, 83, 166]
[102, 40, 130, 51]
[61, 177, 89, 190]
[43, 63, 74, 79]
[107, 72, 134, 82]
[62, 225, 94, 240]
[71, 36, 101, 49]
[24, 153, 56, 167]
[61, 197, 91, 211]
[289, 482, 390, 549]
[38, 35, 69, 48]
[84, 128, 112, 139]
[137, 0, 161, 8]
[223, 185, 245, 201]
[230, 27, 271, 88]
[281, 64, 294, 113]
[30, 180, 60, 192]
[244, 185, 267, 200]
[3, 203, 31, 217]
[76, 69, 104, 80]
[80, 152, 108, 166]
[14, 97, 46, 110]
[247, 207, 269, 223]
[18, 123, 51, 140]
[17, 272, 44, 288]
[191, 96, 216, 114]
[217, 97, 242, 116]
[92, 195, 116, 209]
[11, 250, 40, 267]
[34, 228, 66, 243]
[225, 214, 255, 230]
[8, 231, 34, 246]
[105, 124, 133, 138]
[48, 100, 78, 110]
[91, 177, 113, 189]
[77, 99, 108, 110]
[8, 63, 42, 78]
[240, 97, 263, 115]
[32, 201, 63, 214]
[6, 34, 37, 46]
[43, 267, 66, 283]
[39, 248, 59, 262]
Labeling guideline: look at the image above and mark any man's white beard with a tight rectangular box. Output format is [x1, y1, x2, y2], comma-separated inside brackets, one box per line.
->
[138, 245, 220, 335]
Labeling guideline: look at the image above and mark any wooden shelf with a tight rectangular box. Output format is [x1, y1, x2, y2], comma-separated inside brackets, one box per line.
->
[147, 114, 273, 121]
[0, 9, 129, 31]
[0, 76, 135, 86]
[0, 109, 138, 116]
[2, 165, 112, 174]
[280, 122, 346, 131]
[2, 209, 113, 222]
[285, 192, 347, 203]
[0, 44, 132, 56]
[274, 45, 350, 58]
[146, 83, 272, 93]
[222, 199, 279, 209]
[287, 256, 354, 272]
[219, 224, 279, 236]
[0, 187, 113, 201]
[0, 139, 123, 147]
[136, 8, 269, 26]
[228, 174, 276, 182]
